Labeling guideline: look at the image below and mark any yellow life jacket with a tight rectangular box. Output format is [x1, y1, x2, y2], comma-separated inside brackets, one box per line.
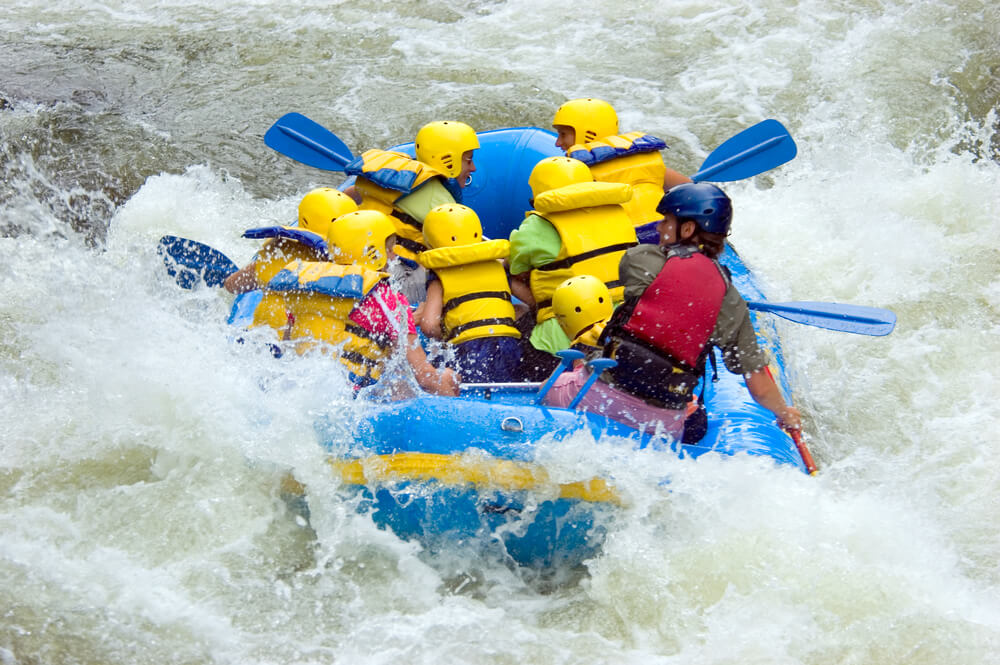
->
[571, 317, 609, 350]
[254, 260, 395, 386]
[347, 149, 447, 262]
[242, 226, 329, 287]
[418, 239, 521, 344]
[529, 182, 638, 323]
[567, 132, 669, 226]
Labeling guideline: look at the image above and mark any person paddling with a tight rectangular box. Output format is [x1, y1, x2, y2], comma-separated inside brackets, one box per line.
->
[343, 121, 480, 301]
[255, 210, 459, 397]
[223, 187, 358, 294]
[552, 97, 690, 227]
[542, 183, 801, 440]
[507, 156, 637, 380]
[416, 204, 522, 382]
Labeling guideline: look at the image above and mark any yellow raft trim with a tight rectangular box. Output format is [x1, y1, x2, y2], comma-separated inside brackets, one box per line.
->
[327, 452, 622, 505]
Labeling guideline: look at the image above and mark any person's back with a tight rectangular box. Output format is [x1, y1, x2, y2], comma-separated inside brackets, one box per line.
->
[270, 259, 396, 385]
[416, 203, 521, 382]
[254, 210, 458, 396]
[250, 210, 400, 381]
[508, 156, 637, 380]
[548, 183, 801, 440]
[542, 273, 696, 438]
[224, 187, 358, 295]
[344, 121, 480, 302]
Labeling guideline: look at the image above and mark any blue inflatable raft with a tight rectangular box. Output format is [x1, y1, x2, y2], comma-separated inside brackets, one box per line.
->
[236, 126, 811, 569]
[308, 244, 805, 568]
[308, 128, 806, 568]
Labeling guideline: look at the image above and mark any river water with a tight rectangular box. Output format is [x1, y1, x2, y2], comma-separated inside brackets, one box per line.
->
[2, 1, 999, 663]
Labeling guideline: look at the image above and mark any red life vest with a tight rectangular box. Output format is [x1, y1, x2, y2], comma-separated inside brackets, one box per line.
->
[622, 245, 727, 368]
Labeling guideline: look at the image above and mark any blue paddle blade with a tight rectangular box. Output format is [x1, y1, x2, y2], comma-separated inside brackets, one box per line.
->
[691, 119, 797, 183]
[747, 300, 897, 336]
[264, 112, 355, 171]
[158, 235, 239, 289]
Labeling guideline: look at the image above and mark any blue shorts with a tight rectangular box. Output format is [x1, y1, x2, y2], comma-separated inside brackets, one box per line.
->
[454, 336, 522, 383]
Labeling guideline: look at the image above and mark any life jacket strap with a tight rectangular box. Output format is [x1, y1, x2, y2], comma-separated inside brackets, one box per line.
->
[446, 317, 518, 340]
[440, 290, 512, 317]
[535, 241, 637, 272]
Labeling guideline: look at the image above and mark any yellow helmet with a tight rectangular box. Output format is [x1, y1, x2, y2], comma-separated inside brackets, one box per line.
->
[528, 156, 593, 199]
[297, 188, 359, 236]
[552, 98, 619, 144]
[552, 275, 613, 344]
[326, 210, 397, 270]
[414, 121, 480, 178]
[422, 204, 483, 249]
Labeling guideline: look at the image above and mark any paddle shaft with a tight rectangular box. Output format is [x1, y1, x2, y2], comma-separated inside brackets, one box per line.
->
[160, 235, 895, 336]
[534, 349, 585, 404]
[749, 301, 888, 325]
[275, 125, 350, 167]
[789, 428, 818, 475]
[746, 300, 896, 336]
[264, 113, 355, 171]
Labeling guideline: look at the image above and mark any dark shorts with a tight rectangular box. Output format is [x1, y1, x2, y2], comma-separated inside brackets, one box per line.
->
[512, 310, 561, 382]
[454, 336, 522, 383]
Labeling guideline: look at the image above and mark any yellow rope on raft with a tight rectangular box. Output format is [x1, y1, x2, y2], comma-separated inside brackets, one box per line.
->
[327, 452, 622, 505]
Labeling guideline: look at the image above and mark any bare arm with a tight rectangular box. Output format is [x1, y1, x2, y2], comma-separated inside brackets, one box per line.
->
[663, 168, 693, 190]
[509, 272, 535, 307]
[406, 334, 459, 396]
[342, 184, 362, 204]
[223, 263, 260, 294]
[418, 280, 445, 339]
[745, 367, 802, 430]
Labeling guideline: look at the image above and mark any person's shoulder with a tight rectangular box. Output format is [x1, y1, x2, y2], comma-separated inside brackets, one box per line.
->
[721, 280, 749, 309]
[385, 282, 412, 309]
[517, 211, 550, 227]
[622, 243, 665, 265]
[619, 245, 666, 292]
[625, 243, 663, 257]
[510, 212, 553, 238]
[410, 176, 455, 203]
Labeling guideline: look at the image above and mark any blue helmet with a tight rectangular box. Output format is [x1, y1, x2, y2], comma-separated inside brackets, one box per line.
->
[656, 183, 733, 235]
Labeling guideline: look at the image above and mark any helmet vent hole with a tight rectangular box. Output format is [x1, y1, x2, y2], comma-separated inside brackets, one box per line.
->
[584, 131, 597, 142]
[703, 207, 715, 214]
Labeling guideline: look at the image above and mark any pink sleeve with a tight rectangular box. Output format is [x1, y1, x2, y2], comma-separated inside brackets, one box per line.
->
[348, 281, 416, 340]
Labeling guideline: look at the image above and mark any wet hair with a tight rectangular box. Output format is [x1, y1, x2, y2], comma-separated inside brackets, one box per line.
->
[694, 230, 727, 259]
